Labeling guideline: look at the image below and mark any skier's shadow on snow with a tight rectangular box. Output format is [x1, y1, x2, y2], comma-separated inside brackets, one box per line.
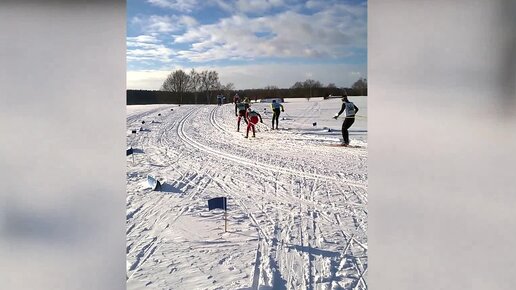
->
[131, 148, 144, 154]
[225, 230, 258, 239]
[158, 183, 183, 194]
[149, 163, 167, 168]
[286, 244, 340, 258]
[237, 287, 283, 290]
[297, 128, 368, 135]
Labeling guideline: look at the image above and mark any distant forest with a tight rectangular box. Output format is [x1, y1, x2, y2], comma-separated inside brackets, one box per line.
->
[127, 69, 367, 105]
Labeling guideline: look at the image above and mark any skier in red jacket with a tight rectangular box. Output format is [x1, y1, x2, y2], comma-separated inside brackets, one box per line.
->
[244, 107, 264, 138]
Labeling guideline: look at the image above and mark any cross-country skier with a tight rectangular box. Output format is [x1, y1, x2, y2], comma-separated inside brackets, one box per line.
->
[333, 95, 359, 146]
[270, 99, 284, 130]
[216, 93, 223, 106]
[233, 93, 240, 116]
[244, 107, 264, 138]
[236, 100, 250, 132]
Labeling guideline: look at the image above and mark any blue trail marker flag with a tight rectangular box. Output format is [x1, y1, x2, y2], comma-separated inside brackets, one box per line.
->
[208, 197, 227, 211]
[127, 147, 133, 156]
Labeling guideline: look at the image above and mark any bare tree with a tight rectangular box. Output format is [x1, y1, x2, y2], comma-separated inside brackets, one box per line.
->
[263, 85, 278, 99]
[208, 71, 221, 91]
[221, 82, 235, 98]
[352, 78, 367, 96]
[291, 81, 304, 89]
[188, 69, 201, 104]
[200, 70, 220, 104]
[199, 71, 209, 103]
[290, 79, 322, 100]
[161, 69, 190, 104]
[303, 79, 322, 88]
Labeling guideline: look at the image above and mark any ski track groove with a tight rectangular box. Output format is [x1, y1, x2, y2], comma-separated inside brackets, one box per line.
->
[207, 176, 269, 289]
[220, 169, 361, 289]
[127, 168, 213, 281]
[201, 147, 364, 289]
[179, 106, 367, 189]
[126, 103, 368, 289]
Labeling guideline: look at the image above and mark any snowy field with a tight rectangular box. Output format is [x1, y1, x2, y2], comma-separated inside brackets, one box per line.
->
[126, 97, 368, 290]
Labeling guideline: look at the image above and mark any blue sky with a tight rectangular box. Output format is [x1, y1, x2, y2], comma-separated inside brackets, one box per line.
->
[127, 0, 367, 90]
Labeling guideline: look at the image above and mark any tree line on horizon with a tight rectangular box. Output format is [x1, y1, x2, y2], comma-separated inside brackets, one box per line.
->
[127, 69, 367, 105]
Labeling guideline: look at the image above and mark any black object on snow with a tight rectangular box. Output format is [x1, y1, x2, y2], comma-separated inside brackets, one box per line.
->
[208, 197, 227, 211]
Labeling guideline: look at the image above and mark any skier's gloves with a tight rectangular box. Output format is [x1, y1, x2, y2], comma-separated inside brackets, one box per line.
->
[282, 109, 284, 112]
[333, 114, 339, 119]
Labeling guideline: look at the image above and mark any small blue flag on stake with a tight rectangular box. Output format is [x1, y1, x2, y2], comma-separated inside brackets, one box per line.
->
[208, 197, 227, 211]
[208, 197, 228, 232]
[126, 147, 133, 156]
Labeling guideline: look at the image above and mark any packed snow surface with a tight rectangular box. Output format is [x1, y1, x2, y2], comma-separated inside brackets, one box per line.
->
[126, 97, 368, 290]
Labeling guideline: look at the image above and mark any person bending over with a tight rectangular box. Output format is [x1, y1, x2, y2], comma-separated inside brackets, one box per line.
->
[270, 99, 284, 130]
[236, 101, 250, 132]
[244, 107, 263, 138]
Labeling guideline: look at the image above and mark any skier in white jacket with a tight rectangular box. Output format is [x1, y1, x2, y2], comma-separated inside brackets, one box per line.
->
[334, 95, 359, 146]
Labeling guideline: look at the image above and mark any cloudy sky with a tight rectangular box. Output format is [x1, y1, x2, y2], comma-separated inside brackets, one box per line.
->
[127, 0, 367, 90]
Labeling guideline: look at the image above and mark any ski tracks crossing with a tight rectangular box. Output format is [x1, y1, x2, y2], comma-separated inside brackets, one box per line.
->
[126, 104, 368, 289]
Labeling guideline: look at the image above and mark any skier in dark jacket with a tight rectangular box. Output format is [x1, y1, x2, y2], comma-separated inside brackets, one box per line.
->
[333, 96, 359, 146]
[236, 100, 250, 132]
[233, 93, 241, 115]
[270, 99, 284, 130]
[216, 93, 223, 106]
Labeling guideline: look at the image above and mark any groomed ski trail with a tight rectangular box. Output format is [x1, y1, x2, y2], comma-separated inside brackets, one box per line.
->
[127, 100, 368, 290]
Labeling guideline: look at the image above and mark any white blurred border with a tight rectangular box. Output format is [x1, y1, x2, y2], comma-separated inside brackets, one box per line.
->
[0, 1, 126, 289]
[1, 0, 515, 289]
[369, 0, 516, 289]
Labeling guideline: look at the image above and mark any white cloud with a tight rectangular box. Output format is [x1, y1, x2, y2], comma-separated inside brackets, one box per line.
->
[209, 0, 235, 13]
[305, 0, 322, 9]
[131, 15, 175, 33]
[127, 70, 172, 90]
[128, 1, 366, 80]
[127, 35, 176, 63]
[146, 0, 199, 12]
[170, 4, 366, 62]
[127, 35, 160, 43]
[180, 15, 199, 27]
[235, 0, 285, 13]
[209, 0, 290, 14]
[127, 63, 367, 90]
[131, 14, 199, 36]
